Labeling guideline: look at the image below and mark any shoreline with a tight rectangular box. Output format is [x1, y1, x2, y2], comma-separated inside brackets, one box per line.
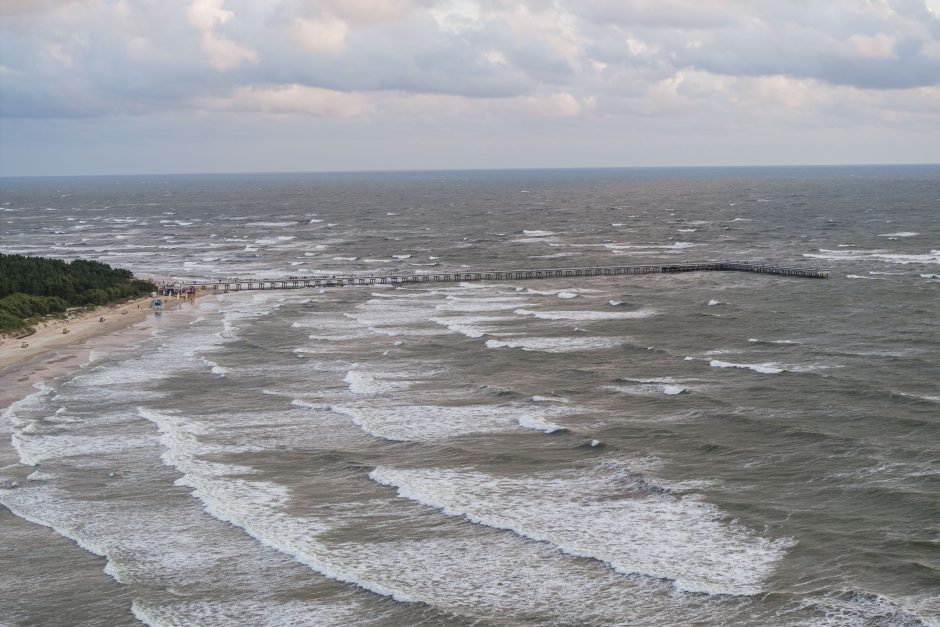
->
[0, 293, 216, 626]
[0, 293, 208, 412]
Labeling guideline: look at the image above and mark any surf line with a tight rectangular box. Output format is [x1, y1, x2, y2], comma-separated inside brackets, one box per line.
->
[156, 261, 829, 294]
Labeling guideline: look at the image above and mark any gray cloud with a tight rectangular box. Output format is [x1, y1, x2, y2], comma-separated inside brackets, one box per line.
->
[0, 0, 938, 174]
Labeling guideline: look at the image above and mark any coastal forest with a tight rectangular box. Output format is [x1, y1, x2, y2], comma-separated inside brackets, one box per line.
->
[0, 254, 155, 333]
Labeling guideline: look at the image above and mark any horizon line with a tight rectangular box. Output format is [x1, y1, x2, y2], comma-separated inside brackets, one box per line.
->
[1, 161, 938, 180]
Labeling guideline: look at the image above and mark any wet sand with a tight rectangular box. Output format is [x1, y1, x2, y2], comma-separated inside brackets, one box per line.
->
[0, 294, 205, 412]
[0, 297, 154, 373]
[0, 300, 195, 627]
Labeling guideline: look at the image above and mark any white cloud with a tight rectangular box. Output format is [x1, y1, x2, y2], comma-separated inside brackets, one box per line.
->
[515, 91, 585, 117]
[45, 42, 75, 67]
[196, 84, 367, 117]
[292, 16, 349, 55]
[845, 33, 897, 60]
[186, 0, 256, 70]
[319, 0, 421, 26]
[1, 0, 939, 173]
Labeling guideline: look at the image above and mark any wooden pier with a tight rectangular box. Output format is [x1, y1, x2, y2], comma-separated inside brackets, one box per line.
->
[157, 261, 828, 294]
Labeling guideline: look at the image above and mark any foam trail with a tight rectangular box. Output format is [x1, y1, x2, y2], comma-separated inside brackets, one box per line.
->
[343, 368, 413, 395]
[709, 360, 783, 374]
[606, 382, 687, 396]
[530, 395, 569, 404]
[132, 415, 710, 624]
[330, 403, 572, 441]
[514, 308, 656, 321]
[804, 249, 939, 265]
[518, 415, 566, 433]
[370, 465, 792, 596]
[747, 338, 799, 345]
[429, 315, 512, 339]
[485, 337, 622, 353]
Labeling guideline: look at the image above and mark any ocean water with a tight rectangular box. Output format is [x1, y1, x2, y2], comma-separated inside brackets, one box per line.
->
[1, 166, 938, 626]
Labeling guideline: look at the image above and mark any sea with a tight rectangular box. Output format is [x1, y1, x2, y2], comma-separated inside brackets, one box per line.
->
[0, 166, 938, 626]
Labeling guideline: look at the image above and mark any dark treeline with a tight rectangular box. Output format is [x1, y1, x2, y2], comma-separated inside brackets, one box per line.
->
[0, 254, 155, 332]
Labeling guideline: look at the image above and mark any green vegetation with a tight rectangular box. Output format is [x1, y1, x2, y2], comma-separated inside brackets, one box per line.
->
[0, 254, 155, 333]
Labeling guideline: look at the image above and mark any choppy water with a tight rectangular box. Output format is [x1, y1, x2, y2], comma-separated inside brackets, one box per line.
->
[1, 167, 938, 626]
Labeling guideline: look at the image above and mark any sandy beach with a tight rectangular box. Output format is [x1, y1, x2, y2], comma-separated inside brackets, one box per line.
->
[0, 294, 206, 411]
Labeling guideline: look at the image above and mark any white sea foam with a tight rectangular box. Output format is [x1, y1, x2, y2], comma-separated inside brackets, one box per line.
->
[606, 381, 688, 396]
[804, 249, 940, 265]
[369, 465, 792, 595]
[608, 300, 623, 306]
[331, 403, 570, 441]
[124, 410, 736, 624]
[605, 242, 697, 252]
[305, 332, 368, 342]
[514, 308, 655, 321]
[442, 323, 485, 338]
[343, 368, 414, 395]
[530, 395, 569, 403]
[345, 298, 451, 336]
[748, 338, 799, 345]
[707, 299, 721, 306]
[878, 232, 919, 237]
[557, 291, 578, 299]
[72, 362, 169, 387]
[430, 315, 511, 339]
[517, 415, 566, 433]
[131, 598, 363, 627]
[290, 399, 328, 411]
[522, 230, 554, 237]
[485, 337, 622, 353]
[436, 297, 532, 313]
[529, 252, 582, 259]
[2, 367, 374, 622]
[709, 360, 784, 374]
[128, 406, 432, 612]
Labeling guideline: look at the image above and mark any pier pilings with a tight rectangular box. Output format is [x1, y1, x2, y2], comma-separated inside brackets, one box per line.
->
[157, 261, 828, 294]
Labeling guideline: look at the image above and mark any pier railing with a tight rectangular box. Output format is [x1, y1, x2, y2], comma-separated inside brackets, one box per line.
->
[156, 261, 828, 294]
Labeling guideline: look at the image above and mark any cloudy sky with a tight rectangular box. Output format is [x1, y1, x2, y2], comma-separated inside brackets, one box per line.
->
[1, 0, 939, 176]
